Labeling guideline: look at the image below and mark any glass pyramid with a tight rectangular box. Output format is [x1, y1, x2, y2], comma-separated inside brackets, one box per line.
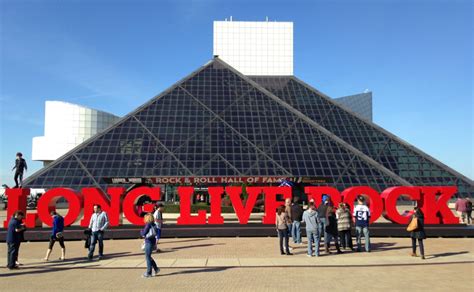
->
[23, 58, 473, 197]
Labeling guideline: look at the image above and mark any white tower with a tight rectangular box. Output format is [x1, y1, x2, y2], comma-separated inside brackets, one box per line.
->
[213, 18, 293, 75]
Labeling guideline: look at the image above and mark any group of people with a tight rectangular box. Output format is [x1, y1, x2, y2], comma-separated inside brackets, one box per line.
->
[276, 195, 426, 259]
[6, 203, 165, 278]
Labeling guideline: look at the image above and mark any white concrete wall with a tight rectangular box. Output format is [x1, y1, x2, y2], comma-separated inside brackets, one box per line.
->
[213, 20, 293, 76]
[32, 101, 119, 162]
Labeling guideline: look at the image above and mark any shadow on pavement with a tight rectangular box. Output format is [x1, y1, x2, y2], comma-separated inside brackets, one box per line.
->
[170, 243, 226, 250]
[161, 238, 210, 245]
[429, 251, 469, 258]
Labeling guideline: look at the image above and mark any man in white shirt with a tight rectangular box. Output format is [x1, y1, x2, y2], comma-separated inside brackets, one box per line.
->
[87, 205, 109, 260]
[153, 203, 164, 252]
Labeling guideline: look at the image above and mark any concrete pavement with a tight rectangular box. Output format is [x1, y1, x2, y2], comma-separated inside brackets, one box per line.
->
[0, 237, 473, 291]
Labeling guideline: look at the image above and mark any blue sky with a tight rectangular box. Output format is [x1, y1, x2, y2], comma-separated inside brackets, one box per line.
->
[0, 0, 472, 185]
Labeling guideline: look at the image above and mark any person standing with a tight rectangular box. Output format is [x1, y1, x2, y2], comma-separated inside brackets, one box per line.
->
[302, 202, 319, 256]
[87, 205, 109, 260]
[44, 211, 66, 261]
[290, 197, 304, 245]
[6, 211, 25, 269]
[317, 196, 330, 253]
[276, 205, 292, 255]
[455, 197, 468, 224]
[325, 206, 342, 254]
[11, 152, 27, 188]
[141, 213, 160, 278]
[409, 207, 426, 259]
[153, 203, 164, 252]
[353, 196, 371, 252]
[284, 197, 293, 238]
[336, 203, 353, 250]
[466, 199, 472, 225]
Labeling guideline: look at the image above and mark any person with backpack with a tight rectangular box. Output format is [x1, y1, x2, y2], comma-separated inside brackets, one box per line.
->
[325, 206, 342, 254]
[302, 201, 319, 256]
[140, 213, 160, 278]
[11, 152, 27, 188]
[408, 206, 426, 259]
[276, 205, 292, 255]
[290, 197, 304, 245]
[353, 196, 371, 252]
[465, 198, 472, 225]
[336, 202, 353, 250]
[44, 211, 66, 261]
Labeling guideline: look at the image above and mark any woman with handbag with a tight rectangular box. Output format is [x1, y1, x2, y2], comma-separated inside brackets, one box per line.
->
[408, 207, 426, 259]
[140, 213, 160, 278]
[44, 211, 65, 261]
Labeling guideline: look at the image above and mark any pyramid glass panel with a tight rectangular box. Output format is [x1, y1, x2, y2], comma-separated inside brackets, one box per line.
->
[251, 76, 473, 196]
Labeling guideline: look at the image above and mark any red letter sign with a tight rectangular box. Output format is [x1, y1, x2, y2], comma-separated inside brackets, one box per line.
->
[207, 187, 224, 224]
[261, 186, 292, 224]
[227, 186, 259, 224]
[419, 186, 459, 224]
[381, 187, 420, 224]
[37, 188, 83, 226]
[342, 186, 383, 223]
[80, 187, 125, 227]
[305, 186, 341, 207]
[122, 186, 161, 225]
[176, 187, 206, 224]
[3, 188, 29, 228]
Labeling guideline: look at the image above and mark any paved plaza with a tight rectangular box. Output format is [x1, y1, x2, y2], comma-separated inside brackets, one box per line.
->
[0, 237, 473, 291]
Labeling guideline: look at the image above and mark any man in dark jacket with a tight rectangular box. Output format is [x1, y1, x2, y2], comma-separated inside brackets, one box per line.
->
[6, 211, 25, 269]
[290, 197, 304, 244]
[12, 152, 27, 188]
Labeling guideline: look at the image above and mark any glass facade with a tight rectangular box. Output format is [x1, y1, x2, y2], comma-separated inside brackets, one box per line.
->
[23, 58, 473, 197]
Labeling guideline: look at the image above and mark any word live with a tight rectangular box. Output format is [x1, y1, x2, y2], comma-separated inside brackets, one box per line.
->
[3, 186, 459, 228]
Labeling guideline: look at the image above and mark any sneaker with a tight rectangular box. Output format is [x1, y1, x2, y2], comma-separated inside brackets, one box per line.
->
[280, 252, 285, 255]
[421, 255, 425, 260]
[288, 247, 294, 251]
[152, 267, 160, 276]
[286, 252, 293, 256]
[314, 253, 319, 257]
[411, 253, 417, 257]
[87, 256, 93, 261]
[142, 273, 152, 278]
[98, 256, 103, 261]
[306, 254, 312, 257]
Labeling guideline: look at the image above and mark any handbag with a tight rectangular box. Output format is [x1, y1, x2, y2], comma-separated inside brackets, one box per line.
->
[407, 216, 418, 232]
[56, 232, 63, 239]
[145, 225, 157, 239]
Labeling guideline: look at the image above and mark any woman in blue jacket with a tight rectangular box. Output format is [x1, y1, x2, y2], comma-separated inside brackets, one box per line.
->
[44, 211, 65, 261]
[140, 213, 160, 278]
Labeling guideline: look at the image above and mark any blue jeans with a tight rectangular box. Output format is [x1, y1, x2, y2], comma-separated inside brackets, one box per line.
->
[306, 229, 319, 256]
[144, 241, 158, 275]
[317, 218, 329, 247]
[88, 231, 104, 258]
[356, 226, 370, 252]
[291, 221, 302, 244]
[277, 229, 290, 254]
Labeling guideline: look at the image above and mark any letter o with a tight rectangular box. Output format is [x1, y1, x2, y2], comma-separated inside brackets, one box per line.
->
[37, 188, 83, 226]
